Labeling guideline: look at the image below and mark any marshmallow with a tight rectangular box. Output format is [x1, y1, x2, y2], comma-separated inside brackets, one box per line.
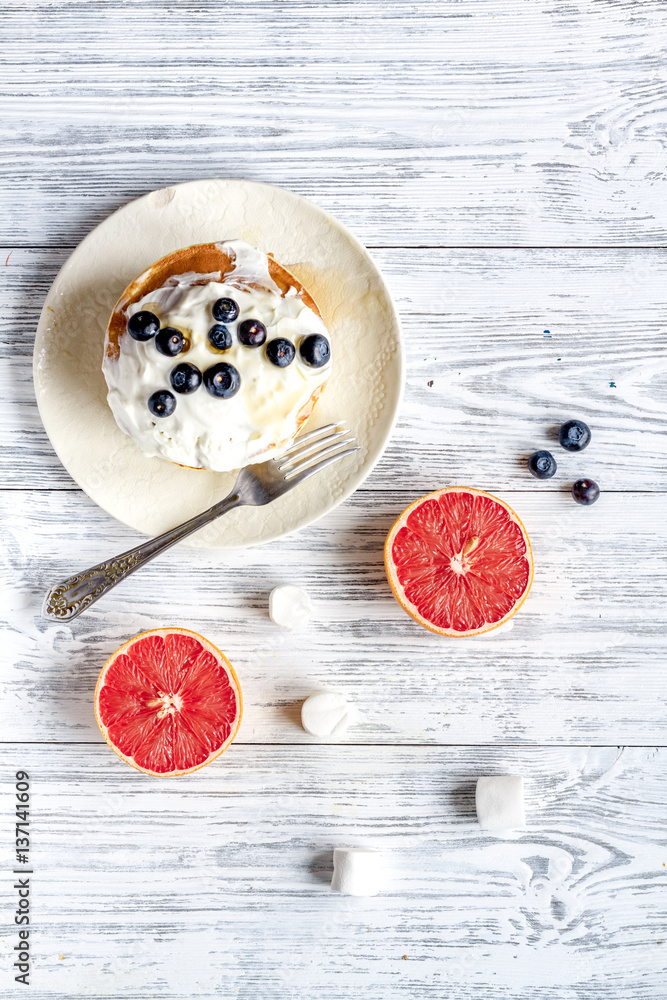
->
[301, 691, 355, 737]
[331, 848, 384, 896]
[475, 775, 526, 830]
[269, 585, 313, 630]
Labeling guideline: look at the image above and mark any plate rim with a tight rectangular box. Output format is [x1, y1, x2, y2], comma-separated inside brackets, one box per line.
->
[33, 177, 405, 549]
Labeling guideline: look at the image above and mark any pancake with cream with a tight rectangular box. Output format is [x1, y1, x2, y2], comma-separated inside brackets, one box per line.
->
[103, 240, 331, 472]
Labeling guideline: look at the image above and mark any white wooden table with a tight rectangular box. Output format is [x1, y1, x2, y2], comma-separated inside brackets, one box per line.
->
[2, 2, 666, 997]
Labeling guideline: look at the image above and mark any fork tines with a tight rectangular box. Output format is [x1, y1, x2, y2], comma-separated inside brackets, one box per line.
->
[279, 422, 359, 481]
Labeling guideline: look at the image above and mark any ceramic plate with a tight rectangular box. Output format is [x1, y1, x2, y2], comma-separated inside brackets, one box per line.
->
[33, 179, 404, 549]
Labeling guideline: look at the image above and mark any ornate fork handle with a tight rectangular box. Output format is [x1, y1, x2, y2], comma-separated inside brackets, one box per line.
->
[42, 493, 241, 622]
[42, 422, 358, 623]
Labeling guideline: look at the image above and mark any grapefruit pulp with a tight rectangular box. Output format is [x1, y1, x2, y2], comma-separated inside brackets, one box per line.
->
[385, 488, 533, 636]
[94, 628, 242, 775]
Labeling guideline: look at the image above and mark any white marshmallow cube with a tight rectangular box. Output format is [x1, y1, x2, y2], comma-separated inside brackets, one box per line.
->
[475, 775, 526, 830]
[331, 848, 384, 896]
[269, 585, 313, 630]
[301, 691, 355, 737]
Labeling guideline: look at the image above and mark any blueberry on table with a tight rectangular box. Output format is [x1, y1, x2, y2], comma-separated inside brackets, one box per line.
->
[208, 324, 233, 351]
[170, 362, 202, 394]
[204, 362, 241, 398]
[572, 479, 600, 505]
[299, 333, 330, 368]
[238, 319, 267, 347]
[155, 327, 186, 356]
[148, 390, 176, 417]
[559, 419, 591, 451]
[128, 310, 159, 341]
[212, 298, 239, 323]
[528, 450, 557, 479]
[266, 338, 295, 367]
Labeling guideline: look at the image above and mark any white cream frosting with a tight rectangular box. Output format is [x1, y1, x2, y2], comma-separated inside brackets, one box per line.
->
[103, 240, 331, 472]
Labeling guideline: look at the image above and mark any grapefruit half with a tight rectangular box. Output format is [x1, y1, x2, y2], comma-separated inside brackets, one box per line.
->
[94, 628, 242, 776]
[385, 488, 533, 637]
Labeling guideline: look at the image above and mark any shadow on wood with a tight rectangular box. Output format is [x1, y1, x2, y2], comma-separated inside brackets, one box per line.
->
[450, 780, 477, 820]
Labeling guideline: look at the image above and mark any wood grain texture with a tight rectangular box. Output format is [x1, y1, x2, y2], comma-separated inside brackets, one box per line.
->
[2, 0, 667, 247]
[3, 246, 667, 490]
[2, 1, 667, 996]
[2, 488, 666, 746]
[1, 745, 665, 998]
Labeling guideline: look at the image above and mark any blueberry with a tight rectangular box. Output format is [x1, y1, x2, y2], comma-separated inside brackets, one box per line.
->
[155, 327, 186, 357]
[299, 333, 330, 368]
[170, 362, 202, 394]
[208, 324, 233, 352]
[147, 390, 176, 417]
[559, 419, 591, 451]
[237, 319, 267, 348]
[528, 450, 557, 479]
[212, 298, 239, 323]
[128, 310, 159, 341]
[266, 338, 295, 367]
[572, 478, 600, 505]
[203, 362, 241, 398]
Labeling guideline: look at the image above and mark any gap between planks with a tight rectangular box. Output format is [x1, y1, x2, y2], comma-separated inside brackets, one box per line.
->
[1, 487, 666, 494]
[5, 244, 667, 252]
[2, 741, 665, 749]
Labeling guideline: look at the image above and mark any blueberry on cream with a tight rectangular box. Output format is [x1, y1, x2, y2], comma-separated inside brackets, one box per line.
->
[155, 328, 186, 356]
[208, 324, 233, 352]
[103, 239, 332, 472]
[266, 338, 296, 367]
[170, 363, 202, 394]
[238, 319, 267, 348]
[212, 297, 239, 323]
[299, 333, 330, 368]
[128, 310, 160, 341]
[204, 362, 241, 399]
[148, 390, 176, 417]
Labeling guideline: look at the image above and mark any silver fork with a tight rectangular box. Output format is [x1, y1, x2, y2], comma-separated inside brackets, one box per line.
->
[42, 423, 358, 622]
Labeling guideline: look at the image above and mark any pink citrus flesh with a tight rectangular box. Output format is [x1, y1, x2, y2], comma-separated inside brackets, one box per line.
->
[385, 488, 534, 636]
[94, 628, 242, 776]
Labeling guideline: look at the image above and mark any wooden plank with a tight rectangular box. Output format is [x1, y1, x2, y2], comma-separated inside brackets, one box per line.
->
[3, 247, 666, 490]
[3, 2, 666, 995]
[1, 745, 665, 997]
[2, 1, 667, 247]
[2, 488, 666, 745]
